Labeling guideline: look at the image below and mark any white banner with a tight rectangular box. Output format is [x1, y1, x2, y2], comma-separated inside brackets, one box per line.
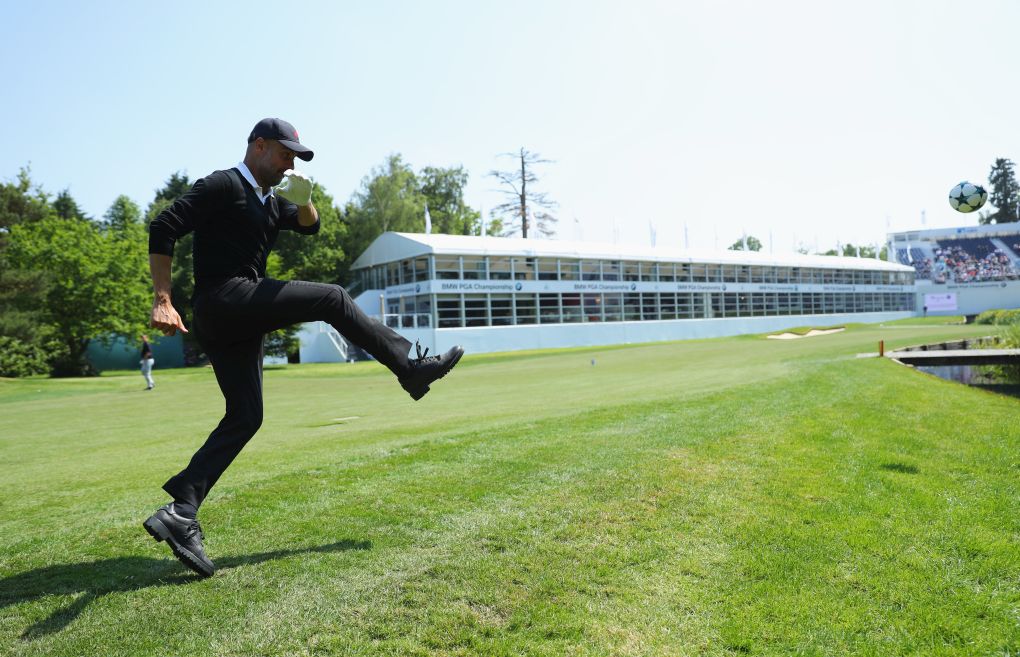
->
[924, 293, 957, 312]
[385, 279, 915, 297]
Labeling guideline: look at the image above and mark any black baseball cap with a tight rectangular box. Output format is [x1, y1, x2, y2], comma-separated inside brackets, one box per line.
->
[247, 118, 314, 161]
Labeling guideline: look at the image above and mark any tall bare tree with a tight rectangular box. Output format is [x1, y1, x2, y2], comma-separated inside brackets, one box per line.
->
[488, 148, 558, 238]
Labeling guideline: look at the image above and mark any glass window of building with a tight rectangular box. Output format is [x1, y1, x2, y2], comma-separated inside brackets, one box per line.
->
[538, 294, 559, 323]
[604, 293, 623, 321]
[603, 260, 622, 281]
[491, 295, 513, 325]
[660, 292, 677, 319]
[414, 295, 432, 327]
[537, 259, 559, 280]
[489, 256, 512, 280]
[435, 255, 460, 280]
[562, 293, 582, 322]
[414, 257, 428, 281]
[677, 293, 692, 318]
[464, 294, 487, 326]
[400, 259, 413, 284]
[581, 260, 601, 281]
[623, 262, 640, 281]
[516, 257, 538, 280]
[560, 260, 580, 280]
[436, 294, 462, 327]
[584, 293, 603, 321]
[641, 263, 657, 282]
[641, 293, 659, 319]
[660, 263, 676, 282]
[462, 256, 485, 280]
[386, 262, 400, 286]
[515, 294, 537, 324]
[723, 293, 738, 317]
[623, 293, 641, 320]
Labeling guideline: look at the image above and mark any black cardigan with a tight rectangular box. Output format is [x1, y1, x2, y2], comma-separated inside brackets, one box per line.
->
[148, 168, 319, 292]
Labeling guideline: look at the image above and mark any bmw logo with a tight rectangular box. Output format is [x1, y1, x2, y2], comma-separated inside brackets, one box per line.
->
[630, 282, 637, 291]
[515, 282, 523, 291]
[415, 283, 421, 293]
[722, 285, 727, 291]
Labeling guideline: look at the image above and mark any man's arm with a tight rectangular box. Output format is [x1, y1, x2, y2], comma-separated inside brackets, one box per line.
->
[149, 254, 188, 336]
[297, 201, 318, 227]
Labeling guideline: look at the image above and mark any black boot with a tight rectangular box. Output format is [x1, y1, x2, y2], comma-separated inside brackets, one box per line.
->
[143, 503, 215, 577]
[398, 342, 464, 401]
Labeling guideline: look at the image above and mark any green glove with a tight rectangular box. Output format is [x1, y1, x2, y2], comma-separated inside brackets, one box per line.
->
[275, 169, 313, 206]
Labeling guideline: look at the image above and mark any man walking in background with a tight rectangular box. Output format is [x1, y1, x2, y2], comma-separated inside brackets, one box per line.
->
[143, 118, 463, 577]
[139, 334, 155, 390]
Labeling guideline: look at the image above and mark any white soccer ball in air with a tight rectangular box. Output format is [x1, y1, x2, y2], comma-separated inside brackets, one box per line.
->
[948, 181, 988, 213]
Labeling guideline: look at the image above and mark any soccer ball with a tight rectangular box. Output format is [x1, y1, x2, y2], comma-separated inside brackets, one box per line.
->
[948, 181, 987, 213]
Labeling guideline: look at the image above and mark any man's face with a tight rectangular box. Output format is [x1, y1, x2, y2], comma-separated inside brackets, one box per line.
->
[254, 138, 296, 187]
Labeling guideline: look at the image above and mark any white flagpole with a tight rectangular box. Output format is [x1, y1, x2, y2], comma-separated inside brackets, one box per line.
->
[424, 203, 432, 235]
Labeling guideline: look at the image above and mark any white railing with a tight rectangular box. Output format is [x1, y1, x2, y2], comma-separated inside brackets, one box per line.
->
[324, 326, 350, 360]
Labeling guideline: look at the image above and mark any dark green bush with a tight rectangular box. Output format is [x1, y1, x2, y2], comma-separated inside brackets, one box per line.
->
[0, 336, 51, 377]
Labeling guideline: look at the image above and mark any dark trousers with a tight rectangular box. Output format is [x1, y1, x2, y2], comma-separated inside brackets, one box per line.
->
[162, 277, 412, 508]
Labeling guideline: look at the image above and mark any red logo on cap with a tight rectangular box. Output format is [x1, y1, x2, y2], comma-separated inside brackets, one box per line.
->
[294, 130, 299, 139]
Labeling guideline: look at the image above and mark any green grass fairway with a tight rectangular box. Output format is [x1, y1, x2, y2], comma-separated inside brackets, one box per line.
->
[1, 320, 1017, 656]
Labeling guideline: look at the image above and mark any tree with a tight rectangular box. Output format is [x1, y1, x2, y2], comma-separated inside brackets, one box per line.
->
[144, 172, 193, 224]
[728, 235, 763, 251]
[0, 167, 52, 239]
[5, 215, 150, 375]
[0, 167, 58, 376]
[0, 267, 55, 377]
[343, 155, 426, 270]
[488, 148, 558, 238]
[419, 166, 481, 235]
[52, 189, 89, 221]
[103, 195, 142, 234]
[821, 243, 881, 258]
[979, 158, 1020, 225]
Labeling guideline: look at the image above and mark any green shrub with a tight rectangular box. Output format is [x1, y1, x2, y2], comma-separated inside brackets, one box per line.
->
[976, 309, 1020, 325]
[0, 336, 51, 377]
[992, 322, 1020, 383]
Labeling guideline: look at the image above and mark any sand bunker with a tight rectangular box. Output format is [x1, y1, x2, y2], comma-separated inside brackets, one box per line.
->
[767, 327, 845, 340]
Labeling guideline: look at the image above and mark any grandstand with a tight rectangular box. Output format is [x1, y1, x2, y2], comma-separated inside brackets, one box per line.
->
[298, 233, 915, 360]
[888, 223, 1020, 316]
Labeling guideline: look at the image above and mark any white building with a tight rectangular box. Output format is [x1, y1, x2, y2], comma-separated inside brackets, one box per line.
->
[887, 223, 1020, 316]
[299, 233, 915, 361]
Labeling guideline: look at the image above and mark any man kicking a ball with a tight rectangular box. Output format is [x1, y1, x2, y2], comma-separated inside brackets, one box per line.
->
[143, 118, 463, 577]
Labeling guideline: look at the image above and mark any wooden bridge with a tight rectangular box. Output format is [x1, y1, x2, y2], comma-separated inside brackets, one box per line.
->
[885, 337, 1020, 366]
[887, 349, 1020, 366]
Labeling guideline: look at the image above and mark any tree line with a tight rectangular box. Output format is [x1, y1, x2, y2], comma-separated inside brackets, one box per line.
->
[0, 155, 494, 377]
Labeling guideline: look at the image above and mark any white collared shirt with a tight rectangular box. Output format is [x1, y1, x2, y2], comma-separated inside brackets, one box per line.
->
[236, 161, 274, 203]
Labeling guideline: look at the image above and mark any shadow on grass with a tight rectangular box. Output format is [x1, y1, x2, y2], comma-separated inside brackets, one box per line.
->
[2, 539, 370, 640]
[880, 462, 919, 474]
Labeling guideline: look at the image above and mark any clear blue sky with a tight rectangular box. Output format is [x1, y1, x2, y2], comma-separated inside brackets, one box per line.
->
[4, 0, 1019, 253]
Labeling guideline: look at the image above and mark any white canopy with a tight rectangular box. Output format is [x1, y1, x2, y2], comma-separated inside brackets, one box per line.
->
[352, 232, 913, 272]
